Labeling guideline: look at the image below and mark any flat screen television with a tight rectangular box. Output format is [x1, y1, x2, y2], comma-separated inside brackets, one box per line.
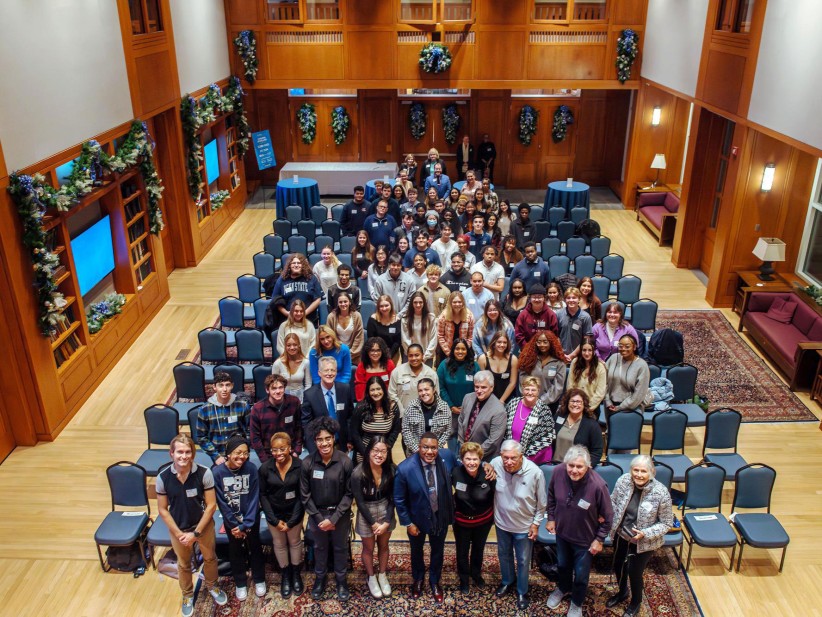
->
[70, 215, 115, 296]
[204, 138, 220, 186]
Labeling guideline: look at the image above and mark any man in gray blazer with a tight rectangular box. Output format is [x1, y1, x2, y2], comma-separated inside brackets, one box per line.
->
[457, 370, 507, 462]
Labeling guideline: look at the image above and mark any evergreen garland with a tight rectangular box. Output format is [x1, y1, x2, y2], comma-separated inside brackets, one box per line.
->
[331, 106, 351, 145]
[442, 103, 461, 145]
[419, 43, 452, 73]
[518, 105, 539, 145]
[616, 29, 639, 84]
[409, 102, 427, 141]
[233, 30, 258, 84]
[297, 103, 317, 144]
[551, 105, 575, 143]
[209, 189, 230, 211]
[86, 293, 127, 334]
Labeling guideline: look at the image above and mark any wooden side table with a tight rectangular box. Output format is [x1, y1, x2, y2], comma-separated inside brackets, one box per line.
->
[734, 271, 792, 329]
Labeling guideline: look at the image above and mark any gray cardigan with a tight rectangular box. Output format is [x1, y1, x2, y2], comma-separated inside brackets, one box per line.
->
[604, 354, 650, 411]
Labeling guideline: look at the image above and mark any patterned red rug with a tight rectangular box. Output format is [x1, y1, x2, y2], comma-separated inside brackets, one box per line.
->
[656, 310, 816, 422]
[193, 541, 699, 616]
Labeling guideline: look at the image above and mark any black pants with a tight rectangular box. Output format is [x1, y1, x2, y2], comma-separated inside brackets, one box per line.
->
[310, 513, 351, 582]
[612, 535, 653, 608]
[227, 523, 267, 588]
[408, 528, 447, 584]
[453, 520, 493, 584]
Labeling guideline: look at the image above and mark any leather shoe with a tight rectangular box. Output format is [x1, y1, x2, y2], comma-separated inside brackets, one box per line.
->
[473, 576, 486, 588]
[411, 579, 424, 599]
[606, 591, 629, 609]
[495, 583, 514, 598]
[310, 576, 326, 600]
[517, 594, 530, 610]
[623, 604, 641, 617]
[336, 581, 350, 602]
[431, 583, 444, 603]
[459, 580, 470, 594]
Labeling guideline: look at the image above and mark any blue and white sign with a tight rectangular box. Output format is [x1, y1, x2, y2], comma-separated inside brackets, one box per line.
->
[252, 130, 276, 170]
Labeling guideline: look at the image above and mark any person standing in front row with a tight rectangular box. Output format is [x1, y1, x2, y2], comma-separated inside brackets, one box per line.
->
[491, 439, 547, 610]
[156, 434, 227, 617]
[394, 432, 458, 604]
[545, 445, 614, 617]
[300, 417, 354, 603]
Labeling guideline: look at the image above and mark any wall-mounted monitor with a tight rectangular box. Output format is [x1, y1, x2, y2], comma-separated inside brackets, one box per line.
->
[70, 215, 115, 297]
[204, 138, 220, 186]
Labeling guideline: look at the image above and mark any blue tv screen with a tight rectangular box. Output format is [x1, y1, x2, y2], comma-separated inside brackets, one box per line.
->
[70, 215, 115, 296]
[204, 138, 220, 185]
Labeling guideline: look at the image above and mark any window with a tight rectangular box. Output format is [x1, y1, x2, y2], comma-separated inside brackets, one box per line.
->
[511, 88, 581, 98]
[716, 0, 755, 33]
[399, 0, 474, 24]
[267, 0, 340, 22]
[128, 0, 163, 35]
[533, 0, 607, 22]
[398, 88, 471, 98]
[798, 160, 822, 285]
[710, 120, 735, 229]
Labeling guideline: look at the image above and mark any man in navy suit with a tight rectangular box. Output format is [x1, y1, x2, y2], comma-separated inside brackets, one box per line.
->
[300, 356, 352, 454]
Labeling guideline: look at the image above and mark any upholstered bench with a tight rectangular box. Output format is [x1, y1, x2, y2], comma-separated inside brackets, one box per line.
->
[637, 191, 680, 246]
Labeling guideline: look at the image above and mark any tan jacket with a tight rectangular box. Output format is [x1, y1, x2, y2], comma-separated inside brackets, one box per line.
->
[326, 311, 364, 365]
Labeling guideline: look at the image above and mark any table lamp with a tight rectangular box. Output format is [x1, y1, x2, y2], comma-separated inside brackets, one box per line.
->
[752, 237, 786, 281]
[650, 154, 667, 188]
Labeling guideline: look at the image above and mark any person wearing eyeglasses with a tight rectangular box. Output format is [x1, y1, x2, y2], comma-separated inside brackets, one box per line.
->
[212, 434, 267, 602]
[545, 445, 613, 617]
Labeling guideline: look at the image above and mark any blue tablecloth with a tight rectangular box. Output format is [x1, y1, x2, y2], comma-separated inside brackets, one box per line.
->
[543, 180, 590, 218]
[453, 180, 495, 192]
[365, 178, 396, 201]
[275, 177, 320, 217]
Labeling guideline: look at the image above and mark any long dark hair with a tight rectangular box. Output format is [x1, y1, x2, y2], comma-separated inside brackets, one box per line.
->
[404, 291, 430, 340]
[572, 337, 600, 385]
[358, 375, 395, 424]
[446, 338, 476, 377]
[363, 337, 390, 370]
[360, 436, 395, 494]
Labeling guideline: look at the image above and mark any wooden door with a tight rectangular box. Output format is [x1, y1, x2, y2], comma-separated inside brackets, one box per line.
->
[0, 396, 15, 464]
[700, 116, 735, 275]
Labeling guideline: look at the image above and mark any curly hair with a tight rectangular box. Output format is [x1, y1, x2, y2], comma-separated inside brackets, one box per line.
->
[283, 253, 312, 279]
[560, 388, 596, 419]
[363, 336, 390, 370]
[518, 330, 564, 373]
[446, 338, 476, 377]
[307, 416, 340, 443]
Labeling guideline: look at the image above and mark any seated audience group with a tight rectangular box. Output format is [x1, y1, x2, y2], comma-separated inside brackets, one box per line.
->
[166, 155, 666, 617]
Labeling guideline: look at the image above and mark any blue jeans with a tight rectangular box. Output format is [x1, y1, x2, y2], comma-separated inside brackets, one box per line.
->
[556, 536, 594, 607]
[496, 527, 533, 596]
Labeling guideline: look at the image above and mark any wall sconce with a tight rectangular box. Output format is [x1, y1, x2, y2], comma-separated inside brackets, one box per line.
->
[651, 106, 662, 126]
[761, 163, 776, 192]
[649, 153, 667, 188]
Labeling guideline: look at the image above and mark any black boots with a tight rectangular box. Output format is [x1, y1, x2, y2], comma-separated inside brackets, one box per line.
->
[292, 563, 305, 596]
[281, 565, 293, 598]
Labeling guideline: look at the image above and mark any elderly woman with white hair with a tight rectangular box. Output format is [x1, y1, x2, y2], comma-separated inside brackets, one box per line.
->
[606, 454, 673, 617]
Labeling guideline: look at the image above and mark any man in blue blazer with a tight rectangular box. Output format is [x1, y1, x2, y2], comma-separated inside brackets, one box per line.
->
[394, 432, 457, 603]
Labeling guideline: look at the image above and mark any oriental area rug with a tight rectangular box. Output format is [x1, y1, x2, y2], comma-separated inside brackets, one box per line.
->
[656, 310, 815, 422]
[192, 541, 700, 617]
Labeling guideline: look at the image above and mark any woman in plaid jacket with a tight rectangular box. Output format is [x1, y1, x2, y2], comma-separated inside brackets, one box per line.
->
[503, 375, 556, 464]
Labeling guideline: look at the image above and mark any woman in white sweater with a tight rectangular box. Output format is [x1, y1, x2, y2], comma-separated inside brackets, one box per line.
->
[312, 246, 340, 293]
[400, 292, 437, 363]
[276, 300, 316, 357]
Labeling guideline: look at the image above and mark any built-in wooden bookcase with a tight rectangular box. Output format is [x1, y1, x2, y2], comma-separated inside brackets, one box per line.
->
[226, 115, 242, 194]
[191, 110, 245, 224]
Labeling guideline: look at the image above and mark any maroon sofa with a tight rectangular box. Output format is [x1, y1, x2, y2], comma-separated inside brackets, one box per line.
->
[637, 191, 679, 246]
[740, 291, 822, 390]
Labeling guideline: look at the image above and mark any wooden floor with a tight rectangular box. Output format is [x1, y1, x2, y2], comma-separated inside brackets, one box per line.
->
[1, 207, 819, 617]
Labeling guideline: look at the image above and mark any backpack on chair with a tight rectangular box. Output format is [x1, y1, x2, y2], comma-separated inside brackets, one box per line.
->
[648, 328, 684, 366]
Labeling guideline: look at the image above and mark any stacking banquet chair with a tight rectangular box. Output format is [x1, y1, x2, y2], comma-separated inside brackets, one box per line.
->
[667, 363, 707, 427]
[591, 275, 610, 302]
[548, 255, 570, 277]
[322, 220, 342, 250]
[94, 462, 152, 572]
[570, 206, 588, 226]
[593, 460, 623, 492]
[263, 233, 284, 262]
[605, 410, 643, 471]
[309, 253, 323, 267]
[253, 251, 275, 283]
[616, 275, 642, 320]
[297, 220, 316, 247]
[630, 298, 658, 336]
[319, 300, 330, 325]
[254, 298, 273, 347]
[601, 254, 624, 294]
[285, 205, 303, 230]
[360, 300, 376, 326]
[253, 364, 271, 402]
[730, 464, 789, 573]
[701, 408, 747, 481]
[680, 462, 738, 571]
[536, 463, 560, 546]
[534, 220, 552, 243]
[565, 236, 586, 261]
[530, 205, 544, 221]
[541, 237, 562, 260]
[548, 206, 566, 230]
[340, 235, 356, 253]
[649, 409, 691, 482]
[212, 362, 245, 394]
[136, 405, 180, 477]
[198, 328, 227, 381]
[589, 235, 611, 262]
[314, 234, 334, 254]
[235, 328, 265, 382]
[218, 296, 244, 346]
[172, 362, 207, 423]
[273, 218, 292, 239]
[286, 235, 308, 256]
[237, 274, 262, 320]
[500, 277, 511, 303]
[556, 220, 576, 244]
[653, 461, 684, 567]
[339, 253, 352, 268]
[331, 204, 345, 222]
[310, 205, 328, 230]
[573, 254, 596, 279]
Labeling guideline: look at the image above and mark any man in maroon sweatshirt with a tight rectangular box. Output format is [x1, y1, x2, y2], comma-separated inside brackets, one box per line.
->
[514, 283, 559, 349]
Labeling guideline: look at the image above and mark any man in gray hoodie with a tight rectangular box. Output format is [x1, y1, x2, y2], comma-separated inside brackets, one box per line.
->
[195, 371, 250, 465]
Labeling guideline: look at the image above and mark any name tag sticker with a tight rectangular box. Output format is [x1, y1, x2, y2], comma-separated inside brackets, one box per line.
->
[438, 298, 445, 303]
[389, 327, 396, 333]
[641, 502, 654, 512]
[381, 375, 389, 381]
[468, 298, 476, 304]
[469, 240, 476, 246]
[537, 321, 545, 327]
[122, 511, 143, 517]
[372, 223, 378, 228]
[351, 207, 358, 213]
[466, 375, 474, 381]
[578, 498, 591, 510]
[186, 488, 198, 498]
[532, 271, 539, 277]
[455, 482, 468, 492]
[555, 416, 565, 425]
[336, 403, 345, 410]
[502, 373, 510, 379]
[228, 416, 237, 424]
[402, 384, 411, 391]
[527, 415, 539, 425]
[694, 514, 717, 521]
[284, 415, 293, 423]
[524, 231, 530, 237]
[285, 491, 296, 500]
[313, 470, 325, 480]
[572, 323, 580, 330]
[548, 369, 557, 377]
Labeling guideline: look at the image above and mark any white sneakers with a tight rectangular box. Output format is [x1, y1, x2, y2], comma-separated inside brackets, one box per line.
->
[235, 586, 248, 601]
[181, 596, 194, 617]
[255, 582, 267, 597]
[377, 572, 391, 596]
[209, 587, 228, 606]
[367, 575, 383, 598]
[567, 602, 583, 617]
[547, 588, 567, 609]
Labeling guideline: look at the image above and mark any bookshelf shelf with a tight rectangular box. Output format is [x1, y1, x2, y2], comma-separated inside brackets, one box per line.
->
[50, 320, 81, 351]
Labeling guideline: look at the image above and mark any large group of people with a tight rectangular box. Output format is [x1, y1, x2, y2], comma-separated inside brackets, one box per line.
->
[162, 150, 674, 617]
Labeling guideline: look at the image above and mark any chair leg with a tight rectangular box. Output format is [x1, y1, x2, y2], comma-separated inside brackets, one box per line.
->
[729, 542, 737, 572]
[685, 538, 693, 571]
[96, 543, 111, 573]
[779, 546, 787, 573]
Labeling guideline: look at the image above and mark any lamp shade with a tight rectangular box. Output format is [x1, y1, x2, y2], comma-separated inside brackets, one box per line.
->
[650, 154, 667, 170]
[752, 237, 786, 262]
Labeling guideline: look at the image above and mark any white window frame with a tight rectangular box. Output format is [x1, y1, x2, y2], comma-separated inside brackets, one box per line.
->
[796, 158, 822, 286]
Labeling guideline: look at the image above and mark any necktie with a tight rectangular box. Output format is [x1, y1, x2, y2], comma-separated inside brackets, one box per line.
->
[426, 464, 439, 513]
[466, 400, 481, 440]
[325, 390, 336, 420]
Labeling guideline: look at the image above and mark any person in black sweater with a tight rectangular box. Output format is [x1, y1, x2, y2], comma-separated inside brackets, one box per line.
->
[552, 389, 604, 467]
[352, 437, 397, 598]
[259, 432, 305, 598]
[452, 441, 497, 593]
[340, 186, 371, 237]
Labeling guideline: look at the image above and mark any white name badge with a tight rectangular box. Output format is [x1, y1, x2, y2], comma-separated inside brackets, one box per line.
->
[438, 297, 445, 303]
[527, 415, 539, 425]
[532, 271, 539, 277]
[469, 241, 476, 246]
[466, 375, 474, 381]
[548, 369, 557, 377]
[578, 498, 591, 510]
[537, 321, 545, 327]
[641, 502, 654, 512]
[284, 415, 293, 423]
[381, 375, 389, 381]
[502, 372, 510, 379]
[372, 223, 378, 228]
[403, 384, 412, 391]
[336, 403, 345, 410]
[455, 482, 468, 492]
[389, 327, 396, 333]
[351, 207, 358, 213]
[122, 511, 143, 517]
[468, 298, 476, 304]
[524, 231, 530, 237]
[313, 470, 325, 480]
[229, 416, 237, 423]
[186, 488, 198, 498]
[285, 491, 296, 500]
[572, 323, 580, 330]
[555, 416, 565, 425]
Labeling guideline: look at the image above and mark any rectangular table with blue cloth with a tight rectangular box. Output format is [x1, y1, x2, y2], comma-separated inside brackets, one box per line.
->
[543, 180, 590, 218]
[365, 178, 396, 201]
[275, 177, 320, 218]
